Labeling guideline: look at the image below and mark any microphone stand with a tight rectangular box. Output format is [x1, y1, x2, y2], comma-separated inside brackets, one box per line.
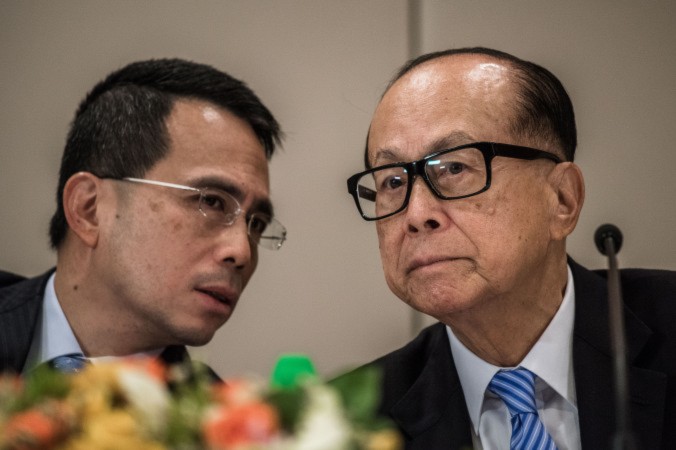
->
[594, 224, 636, 450]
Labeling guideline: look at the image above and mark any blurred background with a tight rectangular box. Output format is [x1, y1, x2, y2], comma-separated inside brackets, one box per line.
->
[1, 0, 674, 378]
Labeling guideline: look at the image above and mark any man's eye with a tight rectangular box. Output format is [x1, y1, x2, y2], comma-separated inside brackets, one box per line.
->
[443, 162, 466, 175]
[248, 215, 269, 235]
[380, 175, 406, 191]
[201, 194, 226, 212]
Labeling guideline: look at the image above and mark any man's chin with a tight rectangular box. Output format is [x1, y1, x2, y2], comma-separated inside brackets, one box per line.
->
[404, 286, 480, 318]
[174, 327, 220, 347]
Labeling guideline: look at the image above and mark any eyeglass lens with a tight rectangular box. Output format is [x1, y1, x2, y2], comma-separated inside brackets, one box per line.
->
[249, 213, 287, 250]
[197, 188, 286, 250]
[355, 146, 488, 219]
[197, 188, 241, 225]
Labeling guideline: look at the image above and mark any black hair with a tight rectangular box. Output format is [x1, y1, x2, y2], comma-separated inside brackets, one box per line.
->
[49, 58, 282, 248]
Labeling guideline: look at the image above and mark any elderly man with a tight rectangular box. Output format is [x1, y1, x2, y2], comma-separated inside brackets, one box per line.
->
[0, 58, 286, 376]
[347, 48, 676, 449]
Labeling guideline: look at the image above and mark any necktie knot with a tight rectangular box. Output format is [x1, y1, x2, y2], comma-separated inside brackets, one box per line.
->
[488, 368, 538, 416]
[487, 368, 557, 450]
[49, 353, 89, 373]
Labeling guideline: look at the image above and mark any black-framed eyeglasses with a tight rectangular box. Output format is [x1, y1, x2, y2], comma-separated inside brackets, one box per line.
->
[346, 142, 562, 221]
[104, 177, 286, 250]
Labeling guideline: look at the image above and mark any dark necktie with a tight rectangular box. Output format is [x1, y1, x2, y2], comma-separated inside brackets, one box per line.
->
[49, 353, 89, 373]
[488, 368, 558, 450]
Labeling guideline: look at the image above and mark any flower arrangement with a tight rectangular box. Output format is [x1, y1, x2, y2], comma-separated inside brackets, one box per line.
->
[0, 356, 401, 450]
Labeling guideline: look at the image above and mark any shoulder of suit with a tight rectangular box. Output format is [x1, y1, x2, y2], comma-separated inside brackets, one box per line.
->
[619, 267, 676, 285]
[590, 266, 676, 291]
[0, 270, 27, 288]
[570, 253, 676, 292]
[0, 269, 53, 313]
[620, 268, 676, 313]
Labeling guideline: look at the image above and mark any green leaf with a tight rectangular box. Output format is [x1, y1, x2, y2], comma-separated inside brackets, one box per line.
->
[328, 365, 381, 425]
[164, 362, 214, 448]
[265, 386, 308, 433]
[11, 365, 70, 411]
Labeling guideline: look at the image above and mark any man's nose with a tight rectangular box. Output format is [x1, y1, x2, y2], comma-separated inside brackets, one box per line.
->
[403, 177, 446, 232]
[214, 216, 254, 269]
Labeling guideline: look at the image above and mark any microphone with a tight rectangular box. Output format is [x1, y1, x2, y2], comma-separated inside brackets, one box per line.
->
[595, 223, 623, 255]
[594, 224, 636, 450]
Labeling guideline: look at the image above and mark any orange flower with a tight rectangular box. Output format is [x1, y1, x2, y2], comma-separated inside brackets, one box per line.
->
[2, 403, 72, 450]
[203, 402, 279, 449]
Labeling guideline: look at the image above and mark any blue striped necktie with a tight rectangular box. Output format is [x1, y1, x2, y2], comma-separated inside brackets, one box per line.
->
[488, 368, 558, 450]
[49, 353, 89, 373]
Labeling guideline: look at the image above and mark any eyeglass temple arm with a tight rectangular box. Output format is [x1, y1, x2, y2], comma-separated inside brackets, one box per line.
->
[357, 185, 377, 201]
[491, 143, 562, 163]
[122, 177, 200, 192]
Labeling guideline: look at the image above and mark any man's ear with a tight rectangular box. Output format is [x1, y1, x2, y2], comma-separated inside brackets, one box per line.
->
[62, 172, 105, 248]
[548, 162, 585, 241]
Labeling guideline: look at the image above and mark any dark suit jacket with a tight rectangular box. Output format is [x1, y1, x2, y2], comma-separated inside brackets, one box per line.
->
[370, 259, 676, 449]
[0, 269, 220, 382]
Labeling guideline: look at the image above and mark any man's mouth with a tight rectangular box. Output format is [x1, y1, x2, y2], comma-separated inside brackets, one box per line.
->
[195, 288, 235, 305]
[407, 257, 462, 274]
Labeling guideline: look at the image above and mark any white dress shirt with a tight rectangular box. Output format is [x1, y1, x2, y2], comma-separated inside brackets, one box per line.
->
[23, 272, 162, 372]
[447, 265, 581, 450]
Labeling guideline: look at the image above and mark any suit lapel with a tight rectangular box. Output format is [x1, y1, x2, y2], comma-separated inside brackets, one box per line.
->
[570, 260, 666, 448]
[389, 324, 472, 449]
[0, 270, 52, 373]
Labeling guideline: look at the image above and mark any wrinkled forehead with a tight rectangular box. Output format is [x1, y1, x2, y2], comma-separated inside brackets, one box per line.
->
[368, 55, 520, 164]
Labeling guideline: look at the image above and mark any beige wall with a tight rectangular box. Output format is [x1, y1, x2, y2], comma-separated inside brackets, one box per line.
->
[1, 1, 674, 378]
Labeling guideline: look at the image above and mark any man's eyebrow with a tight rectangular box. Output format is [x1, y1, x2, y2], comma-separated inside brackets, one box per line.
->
[372, 148, 401, 166]
[372, 131, 477, 166]
[427, 131, 477, 153]
[250, 198, 274, 217]
[188, 176, 244, 199]
[187, 175, 274, 217]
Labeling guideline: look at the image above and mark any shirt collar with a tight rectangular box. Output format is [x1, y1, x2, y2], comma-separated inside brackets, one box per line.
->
[447, 264, 576, 435]
[24, 272, 83, 372]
